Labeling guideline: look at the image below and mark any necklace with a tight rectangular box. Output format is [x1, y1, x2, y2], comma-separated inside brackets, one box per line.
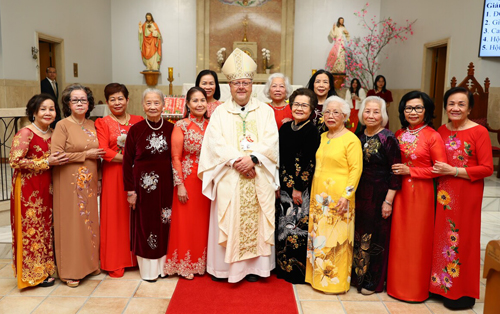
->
[32, 122, 50, 134]
[326, 127, 345, 144]
[239, 111, 250, 135]
[110, 113, 130, 126]
[271, 102, 287, 111]
[406, 124, 427, 135]
[364, 127, 382, 148]
[145, 117, 164, 131]
[188, 115, 205, 131]
[291, 120, 310, 131]
[70, 115, 86, 129]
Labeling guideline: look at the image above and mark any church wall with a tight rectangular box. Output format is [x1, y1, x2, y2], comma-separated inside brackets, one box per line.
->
[379, 0, 500, 156]
[0, 0, 112, 108]
[110, 0, 197, 87]
[293, 0, 382, 86]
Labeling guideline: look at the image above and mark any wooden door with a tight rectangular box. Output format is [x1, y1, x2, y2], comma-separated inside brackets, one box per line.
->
[38, 41, 55, 82]
[429, 45, 447, 129]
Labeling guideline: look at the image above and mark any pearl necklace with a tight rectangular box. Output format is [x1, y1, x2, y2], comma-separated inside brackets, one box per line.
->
[406, 124, 427, 135]
[145, 117, 163, 131]
[70, 115, 86, 129]
[32, 122, 50, 134]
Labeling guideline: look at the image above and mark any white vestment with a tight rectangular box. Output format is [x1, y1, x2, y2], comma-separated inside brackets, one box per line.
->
[198, 96, 279, 282]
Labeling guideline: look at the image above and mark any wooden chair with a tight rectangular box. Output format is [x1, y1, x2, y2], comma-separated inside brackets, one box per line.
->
[451, 62, 500, 178]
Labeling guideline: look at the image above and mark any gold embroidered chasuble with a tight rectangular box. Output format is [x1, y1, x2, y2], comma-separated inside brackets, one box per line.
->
[198, 97, 279, 263]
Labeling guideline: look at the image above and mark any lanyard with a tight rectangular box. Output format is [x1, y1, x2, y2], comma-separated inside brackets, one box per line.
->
[239, 111, 250, 136]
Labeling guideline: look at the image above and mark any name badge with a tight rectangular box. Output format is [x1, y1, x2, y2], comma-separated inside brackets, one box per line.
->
[240, 138, 252, 151]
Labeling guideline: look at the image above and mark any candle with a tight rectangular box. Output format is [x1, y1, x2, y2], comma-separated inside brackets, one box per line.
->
[168, 67, 173, 80]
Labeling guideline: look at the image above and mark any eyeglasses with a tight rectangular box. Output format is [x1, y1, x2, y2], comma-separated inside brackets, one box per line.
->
[70, 98, 88, 105]
[292, 102, 310, 109]
[323, 110, 343, 116]
[404, 106, 425, 113]
[230, 81, 252, 87]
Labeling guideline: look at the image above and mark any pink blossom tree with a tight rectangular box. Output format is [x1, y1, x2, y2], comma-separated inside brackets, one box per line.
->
[345, 3, 416, 89]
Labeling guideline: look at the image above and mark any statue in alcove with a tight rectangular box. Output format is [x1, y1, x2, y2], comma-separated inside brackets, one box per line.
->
[326, 17, 350, 74]
[139, 12, 162, 71]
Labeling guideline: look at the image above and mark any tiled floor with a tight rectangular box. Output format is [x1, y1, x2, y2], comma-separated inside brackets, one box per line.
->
[0, 173, 498, 314]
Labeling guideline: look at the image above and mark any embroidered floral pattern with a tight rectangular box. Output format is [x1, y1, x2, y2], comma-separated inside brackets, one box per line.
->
[173, 119, 206, 183]
[164, 249, 207, 277]
[140, 171, 159, 192]
[238, 174, 259, 259]
[147, 232, 158, 250]
[437, 189, 451, 210]
[432, 218, 460, 293]
[161, 207, 171, 224]
[397, 130, 421, 167]
[362, 137, 381, 162]
[146, 131, 168, 154]
[73, 166, 97, 250]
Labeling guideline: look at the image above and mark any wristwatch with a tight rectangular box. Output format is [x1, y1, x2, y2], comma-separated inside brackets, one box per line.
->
[250, 155, 259, 164]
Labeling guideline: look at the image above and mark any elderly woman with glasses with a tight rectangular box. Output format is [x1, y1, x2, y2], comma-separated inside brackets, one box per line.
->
[275, 88, 320, 284]
[51, 84, 106, 287]
[264, 73, 294, 129]
[305, 96, 363, 294]
[351, 96, 401, 295]
[387, 91, 446, 302]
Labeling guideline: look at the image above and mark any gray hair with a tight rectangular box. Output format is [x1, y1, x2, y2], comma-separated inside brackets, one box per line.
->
[142, 88, 165, 105]
[358, 96, 389, 127]
[322, 96, 351, 122]
[264, 73, 293, 99]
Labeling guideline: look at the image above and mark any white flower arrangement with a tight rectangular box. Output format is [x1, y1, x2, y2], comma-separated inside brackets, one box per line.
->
[216, 47, 227, 67]
[261, 48, 273, 69]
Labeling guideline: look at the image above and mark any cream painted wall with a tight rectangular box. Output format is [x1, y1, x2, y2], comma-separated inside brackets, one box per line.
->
[0, 0, 112, 84]
[293, 0, 382, 86]
[110, 0, 197, 86]
[379, 0, 500, 90]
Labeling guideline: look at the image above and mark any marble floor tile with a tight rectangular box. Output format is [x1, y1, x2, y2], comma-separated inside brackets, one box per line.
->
[338, 287, 379, 302]
[0, 278, 16, 295]
[50, 279, 100, 297]
[123, 298, 171, 314]
[0, 296, 44, 314]
[425, 302, 475, 313]
[295, 283, 339, 301]
[0, 263, 13, 278]
[134, 277, 177, 298]
[472, 302, 484, 314]
[78, 297, 129, 314]
[91, 279, 139, 298]
[8, 281, 58, 296]
[342, 301, 389, 313]
[384, 301, 432, 314]
[32, 296, 87, 314]
[300, 300, 345, 314]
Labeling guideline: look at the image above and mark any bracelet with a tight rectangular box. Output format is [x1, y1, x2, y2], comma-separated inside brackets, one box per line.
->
[127, 192, 135, 196]
[454, 167, 459, 177]
[384, 200, 392, 206]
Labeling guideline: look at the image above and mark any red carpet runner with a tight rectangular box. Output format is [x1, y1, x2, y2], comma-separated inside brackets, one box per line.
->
[166, 274, 299, 314]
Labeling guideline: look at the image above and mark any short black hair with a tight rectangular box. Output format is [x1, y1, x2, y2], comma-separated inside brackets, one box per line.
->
[443, 86, 474, 110]
[105, 83, 129, 101]
[306, 69, 337, 100]
[195, 70, 221, 101]
[61, 84, 95, 118]
[398, 90, 435, 128]
[26, 94, 56, 122]
[289, 88, 318, 112]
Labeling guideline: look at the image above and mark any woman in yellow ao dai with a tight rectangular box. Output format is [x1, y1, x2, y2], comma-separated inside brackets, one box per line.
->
[305, 96, 363, 293]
